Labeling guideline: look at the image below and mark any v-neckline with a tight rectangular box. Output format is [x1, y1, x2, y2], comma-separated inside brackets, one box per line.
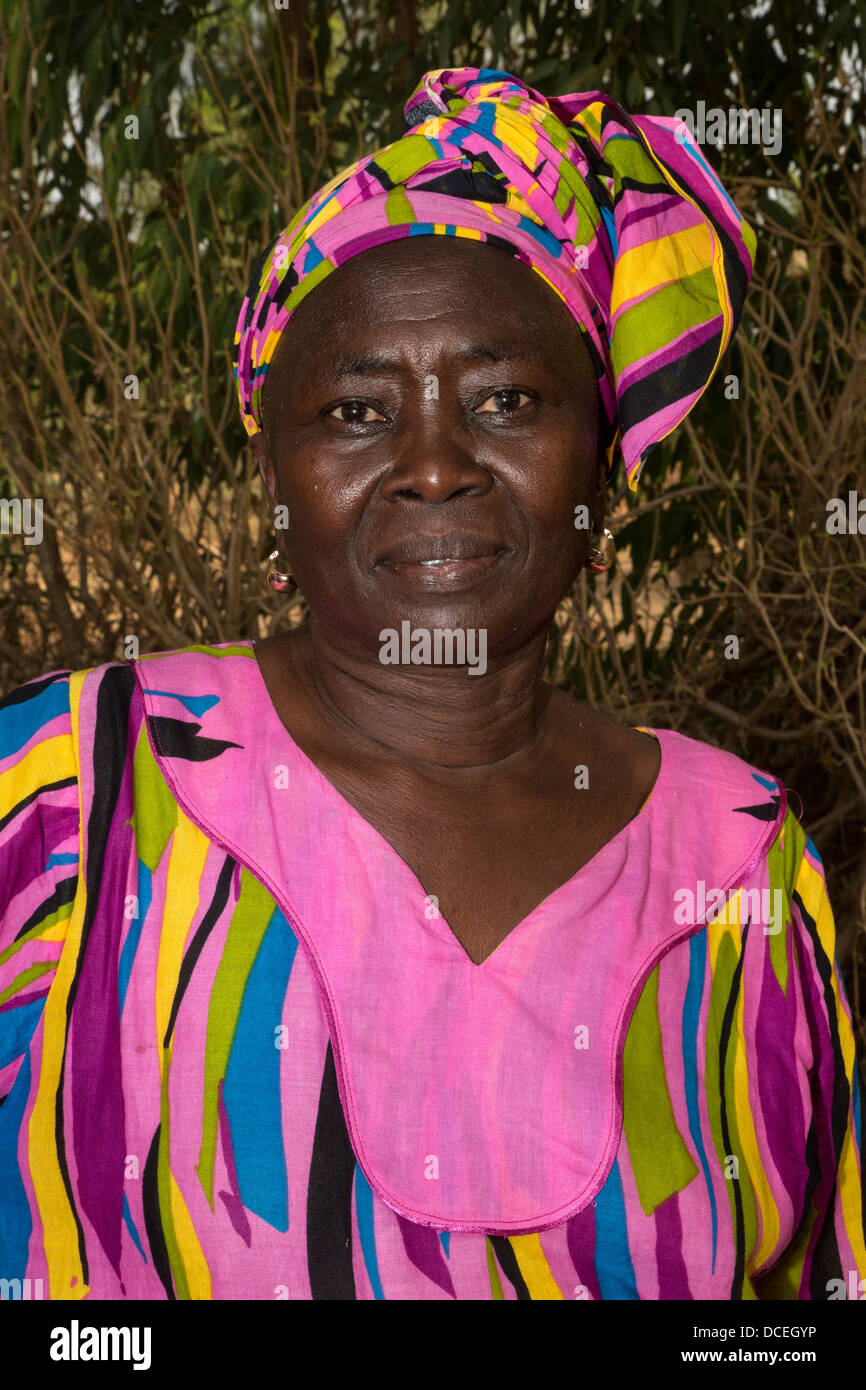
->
[247, 637, 665, 969]
[132, 641, 784, 1232]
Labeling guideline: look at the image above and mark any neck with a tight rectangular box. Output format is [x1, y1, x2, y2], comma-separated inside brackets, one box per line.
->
[296, 617, 554, 772]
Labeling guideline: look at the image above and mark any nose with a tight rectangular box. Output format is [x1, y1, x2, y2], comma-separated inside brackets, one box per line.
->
[379, 420, 493, 505]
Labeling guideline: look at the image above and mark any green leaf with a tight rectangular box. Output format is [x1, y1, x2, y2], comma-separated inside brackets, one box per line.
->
[626, 67, 645, 109]
[527, 58, 560, 85]
[756, 193, 797, 232]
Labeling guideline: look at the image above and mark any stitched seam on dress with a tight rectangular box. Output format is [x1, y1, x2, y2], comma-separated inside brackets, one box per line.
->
[130, 658, 790, 1235]
[131, 657, 629, 1231]
[606, 774, 789, 1241]
[129, 659, 374, 1214]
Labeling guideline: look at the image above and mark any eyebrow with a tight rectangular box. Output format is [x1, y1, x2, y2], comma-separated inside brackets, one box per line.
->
[330, 342, 545, 379]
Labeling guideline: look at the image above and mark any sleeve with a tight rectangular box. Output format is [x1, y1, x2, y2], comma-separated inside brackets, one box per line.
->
[752, 825, 866, 1300]
[0, 669, 80, 1102]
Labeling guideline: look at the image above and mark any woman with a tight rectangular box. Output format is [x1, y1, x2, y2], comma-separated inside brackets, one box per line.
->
[1, 67, 863, 1301]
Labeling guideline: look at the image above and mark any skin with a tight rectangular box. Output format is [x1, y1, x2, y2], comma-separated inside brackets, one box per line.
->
[250, 235, 660, 966]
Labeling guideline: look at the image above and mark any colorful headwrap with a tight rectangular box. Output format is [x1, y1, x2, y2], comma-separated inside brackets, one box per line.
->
[233, 67, 756, 490]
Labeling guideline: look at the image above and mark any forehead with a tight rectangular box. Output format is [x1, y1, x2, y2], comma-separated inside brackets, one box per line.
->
[265, 234, 589, 405]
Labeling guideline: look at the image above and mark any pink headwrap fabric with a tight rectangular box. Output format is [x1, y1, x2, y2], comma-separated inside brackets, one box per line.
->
[234, 67, 756, 489]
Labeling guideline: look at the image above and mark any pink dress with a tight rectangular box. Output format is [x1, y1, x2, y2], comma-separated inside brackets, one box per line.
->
[0, 641, 863, 1299]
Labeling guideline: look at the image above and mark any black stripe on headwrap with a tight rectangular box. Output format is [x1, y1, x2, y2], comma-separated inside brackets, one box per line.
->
[413, 167, 510, 203]
[618, 328, 724, 449]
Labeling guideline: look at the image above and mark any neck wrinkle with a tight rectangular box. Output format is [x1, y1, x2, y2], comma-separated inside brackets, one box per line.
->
[301, 622, 553, 774]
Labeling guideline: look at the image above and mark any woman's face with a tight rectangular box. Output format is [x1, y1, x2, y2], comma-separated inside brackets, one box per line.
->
[252, 235, 606, 658]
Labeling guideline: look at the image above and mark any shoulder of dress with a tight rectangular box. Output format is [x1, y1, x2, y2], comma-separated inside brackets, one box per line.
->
[647, 727, 787, 892]
[130, 640, 256, 693]
[652, 725, 783, 807]
[135, 640, 256, 667]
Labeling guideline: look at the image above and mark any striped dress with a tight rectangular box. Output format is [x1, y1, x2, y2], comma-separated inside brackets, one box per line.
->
[1, 641, 864, 1300]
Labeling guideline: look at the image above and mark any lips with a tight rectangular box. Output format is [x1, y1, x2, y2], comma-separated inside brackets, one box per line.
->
[374, 531, 509, 593]
[376, 531, 505, 566]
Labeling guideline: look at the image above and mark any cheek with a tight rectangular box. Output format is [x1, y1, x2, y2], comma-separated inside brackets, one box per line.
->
[508, 447, 599, 586]
[513, 445, 597, 537]
[275, 462, 369, 563]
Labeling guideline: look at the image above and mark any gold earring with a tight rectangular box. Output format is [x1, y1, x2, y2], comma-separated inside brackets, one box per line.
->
[586, 526, 615, 572]
[265, 549, 296, 592]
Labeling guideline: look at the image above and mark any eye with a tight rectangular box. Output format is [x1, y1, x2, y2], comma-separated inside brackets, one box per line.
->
[474, 388, 534, 415]
[326, 400, 387, 424]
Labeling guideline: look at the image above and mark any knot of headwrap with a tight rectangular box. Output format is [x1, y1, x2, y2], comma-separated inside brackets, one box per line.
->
[233, 66, 756, 490]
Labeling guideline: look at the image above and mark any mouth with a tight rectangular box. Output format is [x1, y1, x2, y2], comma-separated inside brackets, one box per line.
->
[375, 533, 508, 591]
